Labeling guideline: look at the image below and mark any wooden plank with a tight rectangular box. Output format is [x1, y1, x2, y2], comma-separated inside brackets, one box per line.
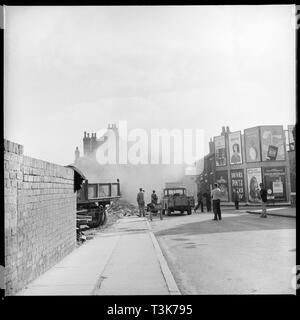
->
[77, 217, 92, 222]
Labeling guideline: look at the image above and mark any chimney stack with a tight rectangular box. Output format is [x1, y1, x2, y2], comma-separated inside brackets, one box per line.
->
[83, 132, 90, 156]
[75, 146, 80, 162]
[209, 138, 214, 154]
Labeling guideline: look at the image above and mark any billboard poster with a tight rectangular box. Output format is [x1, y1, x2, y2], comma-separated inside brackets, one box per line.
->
[247, 168, 262, 203]
[228, 131, 243, 165]
[288, 125, 295, 151]
[215, 170, 229, 201]
[263, 167, 286, 201]
[214, 135, 227, 167]
[244, 127, 261, 163]
[230, 169, 245, 202]
[260, 126, 285, 161]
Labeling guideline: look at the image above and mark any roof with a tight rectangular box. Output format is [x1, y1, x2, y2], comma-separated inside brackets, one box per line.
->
[65, 164, 87, 180]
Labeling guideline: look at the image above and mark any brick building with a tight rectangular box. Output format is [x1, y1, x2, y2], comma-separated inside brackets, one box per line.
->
[197, 125, 295, 205]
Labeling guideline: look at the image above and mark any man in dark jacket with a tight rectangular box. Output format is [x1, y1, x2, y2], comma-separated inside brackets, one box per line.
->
[259, 183, 268, 218]
[203, 190, 211, 212]
[194, 191, 204, 213]
[232, 188, 240, 210]
[151, 190, 158, 205]
[137, 188, 145, 217]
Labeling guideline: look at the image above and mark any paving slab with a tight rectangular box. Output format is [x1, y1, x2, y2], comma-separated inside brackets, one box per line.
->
[95, 232, 170, 295]
[17, 215, 177, 296]
[17, 235, 120, 295]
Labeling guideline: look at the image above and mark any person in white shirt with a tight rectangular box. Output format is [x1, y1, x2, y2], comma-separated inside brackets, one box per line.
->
[211, 183, 222, 221]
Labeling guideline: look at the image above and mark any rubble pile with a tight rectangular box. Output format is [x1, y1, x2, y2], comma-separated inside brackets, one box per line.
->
[76, 199, 139, 245]
[106, 199, 140, 217]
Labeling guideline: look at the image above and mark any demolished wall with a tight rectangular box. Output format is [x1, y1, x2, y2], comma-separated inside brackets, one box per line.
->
[4, 139, 76, 295]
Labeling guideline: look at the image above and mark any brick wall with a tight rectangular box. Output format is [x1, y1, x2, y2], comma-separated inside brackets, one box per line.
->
[4, 139, 76, 295]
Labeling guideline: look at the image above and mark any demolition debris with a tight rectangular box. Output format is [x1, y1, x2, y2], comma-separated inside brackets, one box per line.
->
[77, 199, 140, 244]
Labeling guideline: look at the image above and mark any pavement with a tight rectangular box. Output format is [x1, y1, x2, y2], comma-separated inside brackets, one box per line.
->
[17, 216, 180, 296]
[246, 206, 296, 218]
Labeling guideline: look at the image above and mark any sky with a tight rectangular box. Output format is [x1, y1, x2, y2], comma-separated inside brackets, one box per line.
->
[4, 5, 296, 166]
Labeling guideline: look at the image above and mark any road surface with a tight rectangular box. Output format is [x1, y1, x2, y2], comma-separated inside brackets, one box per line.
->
[150, 209, 296, 294]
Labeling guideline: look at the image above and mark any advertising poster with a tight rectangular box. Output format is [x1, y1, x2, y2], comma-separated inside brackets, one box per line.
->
[288, 125, 295, 151]
[228, 131, 243, 165]
[263, 167, 286, 201]
[230, 169, 245, 202]
[247, 167, 262, 203]
[244, 127, 261, 163]
[215, 170, 229, 201]
[214, 135, 227, 167]
[260, 126, 285, 161]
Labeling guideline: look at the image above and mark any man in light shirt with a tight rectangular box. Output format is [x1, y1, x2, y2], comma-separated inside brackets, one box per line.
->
[211, 183, 222, 221]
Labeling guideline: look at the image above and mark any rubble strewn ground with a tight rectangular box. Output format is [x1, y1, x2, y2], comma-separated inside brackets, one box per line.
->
[76, 199, 140, 246]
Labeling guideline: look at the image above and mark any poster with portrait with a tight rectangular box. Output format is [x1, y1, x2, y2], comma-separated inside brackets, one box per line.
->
[263, 167, 286, 201]
[244, 127, 261, 163]
[215, 170, 229, 201]
[288, 125, 295, 151]
[214, 135, 227, 167]
[247, 167, 262, 203]
[230, 169, 245, 202]
[260, 126, 285, 161]
[228, 131, 243, 165]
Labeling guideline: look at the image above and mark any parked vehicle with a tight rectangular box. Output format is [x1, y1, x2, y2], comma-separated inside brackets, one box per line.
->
[161, 185, 195, 216]
[67, 165, 121, 228]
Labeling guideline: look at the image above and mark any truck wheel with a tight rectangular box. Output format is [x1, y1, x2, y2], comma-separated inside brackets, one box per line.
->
[187, 207, 192, 215]
[88, 206, 102, 228]
[167, 208, 172, 216]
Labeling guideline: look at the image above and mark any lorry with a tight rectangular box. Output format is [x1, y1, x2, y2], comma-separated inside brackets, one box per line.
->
[67, 165, 121, 229]
[161, 184, 195, 216]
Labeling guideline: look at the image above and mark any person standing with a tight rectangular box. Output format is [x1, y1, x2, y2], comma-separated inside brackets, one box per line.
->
[232, 188, 240, 210]
[194, 191, 204, 213]
[151, 190, 158, 205]
[204, 190, 212, 212]
[211, 183, 222, 220]
[259, 183, 268, 218]
[137, 188, 145, 217]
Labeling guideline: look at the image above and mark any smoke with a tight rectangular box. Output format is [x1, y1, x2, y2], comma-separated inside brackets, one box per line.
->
[74, 155, 186, 204]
